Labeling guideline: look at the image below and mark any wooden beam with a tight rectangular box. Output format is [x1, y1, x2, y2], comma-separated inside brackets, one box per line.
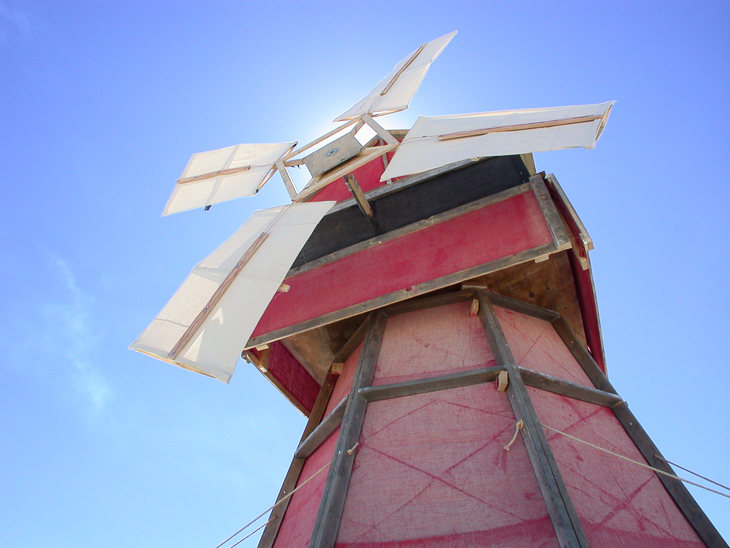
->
[361, 113, 399, 146]
[437, 115, 604, 141]
[294, 395, 349, 459]
[384, 289, 475, 316]
[358, 366, 503, 402]
[379, 43, 426, 96]
[343, 174, 374, 219]
[294, 143, 398, 202]
[476, 291, 589, 547]
[309, 311, 388, 548]
[530, 173, 571, 252]
[283, 119, 359, 160]
[176, 165, 250, 185]
[518, 367, 623, 407]
[487, 292, 561, 322]
[275, 159, 298, 200]
[168, 232, 269, 360]
[258, 366, 340, 548]
[330, 315, 370, 370]
[550, 318, 728, 548]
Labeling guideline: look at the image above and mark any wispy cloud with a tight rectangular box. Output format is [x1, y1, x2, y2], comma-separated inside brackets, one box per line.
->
[41, 256, 113, 414]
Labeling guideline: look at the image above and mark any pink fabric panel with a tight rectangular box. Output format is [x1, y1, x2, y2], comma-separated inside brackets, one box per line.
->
[266, 342, 319, 413]
[273, 427, 340, 548]
[252, 192, 552, 338]
[530, 389, 704, 547]
[373, 302, 496, 386]
[495, 306, 594, 387]
[335, 383, 558, 547]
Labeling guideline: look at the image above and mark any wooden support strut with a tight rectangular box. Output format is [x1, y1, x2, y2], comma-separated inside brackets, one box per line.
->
[475, 290, 589, 547]
[343, 174, 374, 219]
[308, 311, 388, 548]
[550, 316, 729, 548]
[258, 316, 369, 548]
[168, 232, 269, 360]
[437, 115, 604, 142]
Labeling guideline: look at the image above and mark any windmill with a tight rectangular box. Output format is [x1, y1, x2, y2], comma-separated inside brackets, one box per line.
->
[131, 32, 725, 547]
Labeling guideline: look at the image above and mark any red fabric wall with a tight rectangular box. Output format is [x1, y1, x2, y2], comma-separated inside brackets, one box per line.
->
[252, 191, 552, 339]
[496, 306, 704, 547]
[335, 303, 558, 546]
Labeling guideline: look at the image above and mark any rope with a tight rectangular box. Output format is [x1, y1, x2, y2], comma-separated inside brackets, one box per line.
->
[653, 454, 730, 494]
[213, 441, 360, 547]
[503, 420, 524, 451]
[540, 423, 730, 500]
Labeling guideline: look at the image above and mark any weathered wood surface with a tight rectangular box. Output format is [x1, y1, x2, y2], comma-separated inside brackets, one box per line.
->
[358, 366, 503, 402]
[518, 367, 622, 407]
[308, 312, 388, 548]
[476, 291, 589, 547]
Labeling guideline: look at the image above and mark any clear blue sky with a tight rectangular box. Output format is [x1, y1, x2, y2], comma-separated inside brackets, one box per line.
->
[1, 1, 728, 546]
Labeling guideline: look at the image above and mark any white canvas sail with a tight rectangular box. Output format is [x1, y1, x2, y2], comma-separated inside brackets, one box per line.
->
[131, 201, 335, 382]
[163, 142, 297, 216]
[333, 31, 457, 122]
[381, 101, 615, 181]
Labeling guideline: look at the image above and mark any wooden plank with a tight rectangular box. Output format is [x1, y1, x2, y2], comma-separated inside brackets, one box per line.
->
[246, 241, 560, 350]
[176, 164, 250, 184]
[294, 395, 349, 459]
[530, 173, 571, 252]
[476, 291, 589, 547]
[309, 311, 388, 548]
[497, 370, 509, 391]
[343, 174, 374, 218]
[384, 289, 475, 316]
[358, 366, 503, 402]
[331, 315, 370, 369]
[487, 292, 561, 322]
[168, 232, 270, 360]
[361, 114, 398, 145]
[295, 143, 398, 202]
[283, 119, 359, 160]
[258, 367, 340, 548]
[550, 318, 728, 547]
[379, 44, 426, 96]
[545, 174, 593, 251]
[518, 367, 623, 407]
[275, 159, 298, 200]
[437, 115, 604, 141]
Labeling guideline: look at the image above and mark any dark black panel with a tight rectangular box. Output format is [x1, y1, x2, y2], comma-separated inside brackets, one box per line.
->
[291, 155, 530, 268]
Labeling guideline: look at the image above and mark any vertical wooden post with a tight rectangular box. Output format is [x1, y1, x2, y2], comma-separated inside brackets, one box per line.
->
[308, 311, 388, 548]
[475, 290, 589, 548]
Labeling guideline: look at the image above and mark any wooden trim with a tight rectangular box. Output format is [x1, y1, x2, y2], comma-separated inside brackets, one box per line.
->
[246, 241, 561, 350]
[291, 183, 532, 277]
[487, 292, 560, 322]
[550, 319, 728, 547]
[168, 232, 269, 360]
[294, 143, 399, 202]
[358, 366, 503, 402]
[545, 174, 593, 251]
[530, 173, 571, 252]
[518, 367, 623, 408]
[343, 174, 374, 218]
[176, 165, 251, 184]
[275, 159, 298, 200]
[380, 43, 426, 96]
[384, 289, 475, 316]
[362, 113, 398, 146]
[476, 291, 589, 547]
[309, 311, 388, 548]
[284, 119, 359, 161]
[437, 115, 603, 141]
[257, 367, 340, 548]
[294, 395, 349, 459]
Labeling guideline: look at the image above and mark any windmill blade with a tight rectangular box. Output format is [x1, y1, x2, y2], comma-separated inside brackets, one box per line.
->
[381, 101, 615, 181]
[163, 142, 297, 216]
[130, 201, 335, 382]
[333, 31, 457, 123]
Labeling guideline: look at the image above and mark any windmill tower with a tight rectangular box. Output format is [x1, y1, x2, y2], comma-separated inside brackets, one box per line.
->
[131, 33, 726, 547]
